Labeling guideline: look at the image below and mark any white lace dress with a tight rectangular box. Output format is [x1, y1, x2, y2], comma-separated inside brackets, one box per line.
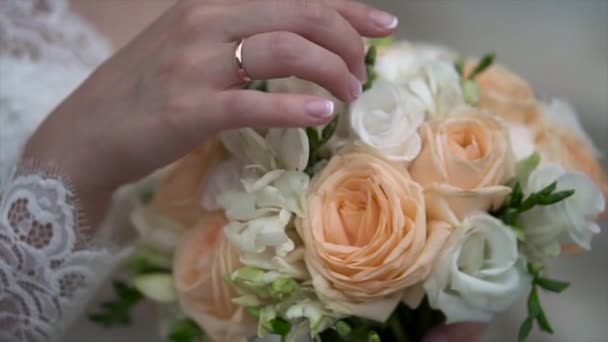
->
[0, 0, 117, 340]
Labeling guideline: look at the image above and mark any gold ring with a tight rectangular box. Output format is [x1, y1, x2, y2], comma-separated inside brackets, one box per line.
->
[235, 38, 252, 83]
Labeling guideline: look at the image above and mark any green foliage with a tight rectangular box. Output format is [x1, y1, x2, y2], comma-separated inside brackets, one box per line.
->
[456, 52, 496, 105]
[269, 317, 291, 342]
[319, 299, 444, 342]
[247, 80, 268, 92]
[492, 178, 575, 240]
[167, 319, 206, 342]
[305, 115, 339, 175]
[124, 247, 173, 275]
[518, 263, 570, 341]
[88, 281, 144, 327]
[363, 46, 378, 91]
[468, 52, 496, 80]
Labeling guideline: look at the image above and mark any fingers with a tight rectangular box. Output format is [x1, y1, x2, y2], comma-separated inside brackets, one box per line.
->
[216, 90, 335, 129]
[423, 323, 488, 342]
[325, 0, 399, 36]
[239, 32, 362, 102]
[222, 0, 394, 80]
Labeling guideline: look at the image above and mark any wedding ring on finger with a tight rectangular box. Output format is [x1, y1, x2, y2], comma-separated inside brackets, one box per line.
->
[234, 38, 253, 84]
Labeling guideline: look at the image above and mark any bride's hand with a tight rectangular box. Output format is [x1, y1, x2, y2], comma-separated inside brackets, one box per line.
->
[24, 0, 397, 224]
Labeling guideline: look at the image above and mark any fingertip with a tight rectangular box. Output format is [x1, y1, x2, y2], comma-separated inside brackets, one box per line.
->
[369, 9, 399, 31]
[423, 323, 488, 342]
[305, 98, 335, 119]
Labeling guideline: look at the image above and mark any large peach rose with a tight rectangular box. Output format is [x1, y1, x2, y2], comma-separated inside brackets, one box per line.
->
[409, 108, 515, 223]
[173, 212, 256, 342]
[466, 63, 541, 125]
[297, 151, 451, 322]
[152, 138, 228, 227]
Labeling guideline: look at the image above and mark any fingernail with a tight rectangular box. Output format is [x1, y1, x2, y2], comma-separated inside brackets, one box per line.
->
[356, 63, 368, 82]
[370, 10, 399, 29]
[305, 99, 334, 118]
[349, 74, 362, 99]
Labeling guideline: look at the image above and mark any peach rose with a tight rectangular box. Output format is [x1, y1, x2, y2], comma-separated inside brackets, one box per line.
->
[297, 151, 451, 322]
[173, 212, 256, 342]
[153, 138, 228, 227]
[466, 63, 541, 125]
[409, 108, 515, 223]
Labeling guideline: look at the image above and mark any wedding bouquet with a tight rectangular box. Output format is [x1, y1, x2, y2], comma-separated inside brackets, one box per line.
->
[90, 39, 607, 342]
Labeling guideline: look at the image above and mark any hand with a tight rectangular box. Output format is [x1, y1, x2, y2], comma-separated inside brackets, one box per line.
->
[24, 0, 397, 224]
[423, 323, 488, 342]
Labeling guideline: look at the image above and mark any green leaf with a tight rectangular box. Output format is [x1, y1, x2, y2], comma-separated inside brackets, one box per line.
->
[535, 277, 570, 293]
[247, 80, 268, 92]
[363, 69, 377, 91]
[538, 190, 575, 205]
[518, 317, 534, 342]
[501, 207, 520, 226]
[454, 59, 465, 77]
[365, 46, 377, 66]
[363, 46, 378, 91]
[535, 307, 554, 334]
[168, 319, 205, 342]
[334, 320, 352, 337]
[539, 181, 558, 197]
[527, 286, 541, 318]
[468, 52, 496, 80]
[88, 281, 144, 327]
[270, 317, 291, 337]
[527, 263, 543, 278]
[321, 115, 339, 143]
[519, 193, 541, 212]
[125, 247, 173, 275]
[509, 182, 524, 208]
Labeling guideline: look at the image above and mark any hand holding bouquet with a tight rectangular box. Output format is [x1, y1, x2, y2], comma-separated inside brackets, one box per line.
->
[92, 39, 607, 342]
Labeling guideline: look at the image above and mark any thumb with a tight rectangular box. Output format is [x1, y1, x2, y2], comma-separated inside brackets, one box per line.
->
[423, 322, 488, 342]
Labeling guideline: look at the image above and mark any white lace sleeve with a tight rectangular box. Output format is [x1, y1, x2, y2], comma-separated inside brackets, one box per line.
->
[0, 165, 114, 342]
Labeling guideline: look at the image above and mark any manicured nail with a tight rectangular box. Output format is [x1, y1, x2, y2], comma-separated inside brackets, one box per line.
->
[306, 99, 334, 118]
[355, 63, 368, 82]
[349, 74, 362, 99]
[370, 10, 398, 29]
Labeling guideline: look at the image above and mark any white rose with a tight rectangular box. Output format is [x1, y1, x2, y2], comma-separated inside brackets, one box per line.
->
[375, 42, 463, 119]
[424, 214, 528, 323]
[375, 41, 455, 82]
[520, 163, 605, 260]
[405, 61, 464, 119]
[350, 80, 425, 162]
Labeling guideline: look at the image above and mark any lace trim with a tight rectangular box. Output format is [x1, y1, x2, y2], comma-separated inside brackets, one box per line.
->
[0, 163, 114, 342]
[0, 0, 111, 65]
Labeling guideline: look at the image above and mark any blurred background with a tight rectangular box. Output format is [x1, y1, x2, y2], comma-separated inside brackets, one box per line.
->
[67, 1, 607, 341]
